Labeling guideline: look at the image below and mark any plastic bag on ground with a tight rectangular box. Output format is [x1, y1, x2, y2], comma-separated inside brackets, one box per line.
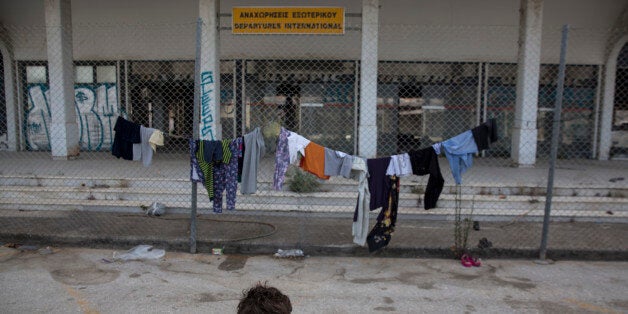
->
[113, 245, 165, 261]
[274, 249, 305, 258]
[145, 202, 166, 216]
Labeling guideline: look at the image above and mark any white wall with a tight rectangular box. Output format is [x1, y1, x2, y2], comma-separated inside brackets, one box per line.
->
[0, 0, 626, 63]
[378, 0, 627, 64]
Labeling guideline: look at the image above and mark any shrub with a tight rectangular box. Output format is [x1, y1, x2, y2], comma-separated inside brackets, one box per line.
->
[287, 167, 320, 193]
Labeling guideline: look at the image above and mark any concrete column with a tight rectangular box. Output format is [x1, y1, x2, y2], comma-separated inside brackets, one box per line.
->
[358, 0, 379, 158]
[1, 35, 18, 151]
[511, 0, 543, 166]
[198, 0, 221, 140]
[45, 0, 79, 159]
[599, 35, 628, 160]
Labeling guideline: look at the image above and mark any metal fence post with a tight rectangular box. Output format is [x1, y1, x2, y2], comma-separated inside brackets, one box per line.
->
[539, 24, 569, 261]
[190, 17, 203, 254]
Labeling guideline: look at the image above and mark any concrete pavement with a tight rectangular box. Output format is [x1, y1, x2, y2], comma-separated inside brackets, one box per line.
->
[0, 246, 626, 313]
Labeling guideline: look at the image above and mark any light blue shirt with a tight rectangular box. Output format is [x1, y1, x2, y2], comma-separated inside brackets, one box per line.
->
[441, 130, 478, 185]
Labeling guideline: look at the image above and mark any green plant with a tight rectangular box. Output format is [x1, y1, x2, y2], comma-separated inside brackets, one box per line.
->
[453, 187, 475, 259]
[287, 167, 320, 193]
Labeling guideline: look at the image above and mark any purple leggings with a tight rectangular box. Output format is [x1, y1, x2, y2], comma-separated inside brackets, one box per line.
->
[213, 138, 242, 213]
[273, 127, 290, 190]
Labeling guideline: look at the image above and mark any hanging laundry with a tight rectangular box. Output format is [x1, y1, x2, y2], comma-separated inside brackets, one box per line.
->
[350, 156, 370, 246]
[471, 118, 498, 151]
[238, 139, 245, 182]
[197, 140, 224, 200]
[432, 142, 442, 155]
[241, 127, 265, 194]
[226, 137, 243, 209]
[367, 157, 392, 210]
[149, 129, 164, 152]
[273, 127, 291, 190]
[189, 139, 205, 183]
[112, 116, 141, 160]
[201, 139, 224, 164]
[408, 147, 444, 210]
[213, 139, 234, 213]
[366, 175, 400, 252]
[386, 153, 413, 177]
[274, 128, 314, 190]
[299, 142, 330, 180]
[440, 130, 478, 185]
[287, 130, 311, 164]
[324, 148, 353, 179]
[136, 126, 159, 167]
[132, 139, 142, 161]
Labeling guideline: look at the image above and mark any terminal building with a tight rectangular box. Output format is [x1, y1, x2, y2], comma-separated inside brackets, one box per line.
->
[1, 0, 627, 164]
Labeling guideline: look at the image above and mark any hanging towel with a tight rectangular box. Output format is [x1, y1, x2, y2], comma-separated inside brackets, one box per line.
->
[149, 130, 165, 152]
[408, 147, 444, 209]
[299, 142, 330, 180]
[241, 127, 265, 194]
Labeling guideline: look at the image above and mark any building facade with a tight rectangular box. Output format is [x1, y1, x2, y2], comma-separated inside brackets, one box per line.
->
[1, 0, 627, 163]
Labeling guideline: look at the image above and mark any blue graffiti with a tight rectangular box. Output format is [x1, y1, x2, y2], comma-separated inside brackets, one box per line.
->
[200, 71, 215, 140]
[75, 91, 89, 104]
[25, 83, 120, 151]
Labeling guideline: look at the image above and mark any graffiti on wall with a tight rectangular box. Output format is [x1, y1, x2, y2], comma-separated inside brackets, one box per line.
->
[26, 83, 120, 151]
[200, 71, 215, 140]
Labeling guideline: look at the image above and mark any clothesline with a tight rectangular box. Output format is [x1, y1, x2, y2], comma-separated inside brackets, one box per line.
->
[274, 119, 497, 251]
[112, 115, 497, 252]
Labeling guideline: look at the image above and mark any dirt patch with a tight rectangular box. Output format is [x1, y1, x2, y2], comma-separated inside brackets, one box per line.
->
[50, 267, 119, 285]
[218, 255, 249, 271]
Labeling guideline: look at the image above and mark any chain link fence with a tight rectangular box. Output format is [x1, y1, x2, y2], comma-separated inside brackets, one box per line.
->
[0, 15, 626, 258]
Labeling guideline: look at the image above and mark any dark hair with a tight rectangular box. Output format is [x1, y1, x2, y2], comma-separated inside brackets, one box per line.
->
[237, 282, 292, 314]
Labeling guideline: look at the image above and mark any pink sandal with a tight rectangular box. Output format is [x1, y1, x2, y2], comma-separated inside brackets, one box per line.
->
[461, 254, 482, 267]
[460, 254, 473, 267]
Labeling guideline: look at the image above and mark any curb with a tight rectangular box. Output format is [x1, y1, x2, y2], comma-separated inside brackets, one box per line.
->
[2, 233, 627, 261]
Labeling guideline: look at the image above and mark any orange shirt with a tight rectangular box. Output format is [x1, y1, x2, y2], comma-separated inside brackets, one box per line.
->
[299, 142, 330, 180]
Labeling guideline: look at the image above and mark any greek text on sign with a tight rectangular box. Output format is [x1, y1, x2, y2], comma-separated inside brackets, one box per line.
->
[232, 7, 345, 35]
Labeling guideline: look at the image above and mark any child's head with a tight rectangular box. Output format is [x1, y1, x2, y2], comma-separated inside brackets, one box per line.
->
[237, 282, 292, 314]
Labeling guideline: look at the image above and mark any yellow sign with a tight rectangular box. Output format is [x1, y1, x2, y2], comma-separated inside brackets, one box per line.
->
[232, 7, 345, 34]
